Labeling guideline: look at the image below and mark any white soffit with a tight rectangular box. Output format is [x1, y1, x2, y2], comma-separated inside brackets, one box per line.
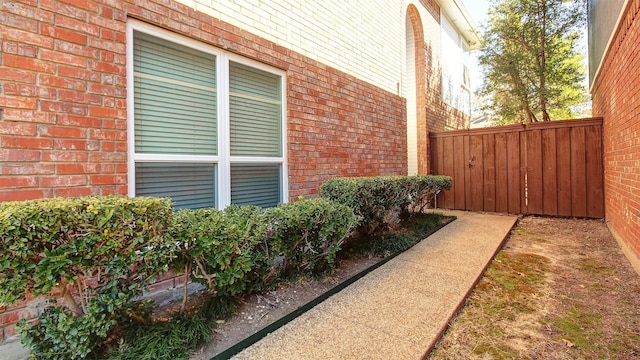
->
[436, 0, 483, 49]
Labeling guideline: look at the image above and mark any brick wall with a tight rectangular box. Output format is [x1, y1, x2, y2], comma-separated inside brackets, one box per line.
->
[0, 0, 408, 339]
[0, 0, 476, 340]
[591, 0, 640, 271]
[0, 0, 408, 204]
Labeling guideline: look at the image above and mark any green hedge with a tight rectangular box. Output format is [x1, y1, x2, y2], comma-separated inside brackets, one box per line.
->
[168, 205, 267, 301]
[319, 175, 452, 234]
[264, 198, 360, 275]
[0, 196, 173, 359]
[167, 199, 359, 307]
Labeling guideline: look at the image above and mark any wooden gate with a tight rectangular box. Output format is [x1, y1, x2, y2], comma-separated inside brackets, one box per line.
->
[430, 118, 604, 218]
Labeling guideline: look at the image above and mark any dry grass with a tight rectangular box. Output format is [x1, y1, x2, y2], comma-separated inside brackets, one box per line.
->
[430, 216, 640, 360]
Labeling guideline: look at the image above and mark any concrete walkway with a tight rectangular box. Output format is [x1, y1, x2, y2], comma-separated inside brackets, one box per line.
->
[232, 210, 518, 360]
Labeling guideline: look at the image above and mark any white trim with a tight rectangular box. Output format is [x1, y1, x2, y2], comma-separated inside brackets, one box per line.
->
[126, 22, 135, 197]
[589, 0, 631, 93]
[230, 157, 286, 163]
[134, 154, 220, 163]
[218, 50, 230, 208]
[126, 20, 288, 208]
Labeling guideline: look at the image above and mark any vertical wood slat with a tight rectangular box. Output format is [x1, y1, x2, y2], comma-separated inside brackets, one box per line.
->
[483, 134, 496, 212]
[541, 129, 558, 215]
[469, 134, 484, 211]
[571, 127, 587, 217]
[442, 136, 455, 209]
[520, 131, 528, 214]
[556, 127, 572, 216]
[456, 135, 467, 210]
[585, 125, 605, 217]
[494, 133, 509, 212]
[507, 131, 521, 214]
[527, 130, 543, 214]
[428, 118, 603, 218]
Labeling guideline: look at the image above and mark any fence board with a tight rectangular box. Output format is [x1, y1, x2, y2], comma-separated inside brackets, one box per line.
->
[454, 135, 466, 209]
[542, 129, 558, 215]
[527, 130, 544, 214]
[463, 135, 471, 210]
[520, 132, 528, 213]
[571, 127, 587, 217]
[469, 135, 484, 211]
[507, 131, 522, 213]
[483, 134, 496, 212]
[494, 133, 509, 212]
[556, 127, 572, 216]
[585, 125, 605, 217]
[429, 118, 603, 218]
[440, 136, 455, 208]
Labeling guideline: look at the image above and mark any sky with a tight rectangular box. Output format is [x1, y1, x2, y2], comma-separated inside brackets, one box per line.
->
[461, 0, 490, 95]
[461, 0, 490, 28]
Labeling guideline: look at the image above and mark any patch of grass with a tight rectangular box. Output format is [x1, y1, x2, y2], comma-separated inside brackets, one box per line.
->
[578, 257, 616, 276]
[106, 314, 212, 360]
[552, 304, 602, 351]
[339, 212, 451, 258]
[432, 251, 550, 359]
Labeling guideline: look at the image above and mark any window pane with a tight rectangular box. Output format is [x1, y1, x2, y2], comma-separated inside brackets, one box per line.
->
[229, 62, 282, 157]
[230, 164, 281, 208]
[133, 31, 217, 155]
[136, 162, 216, 209]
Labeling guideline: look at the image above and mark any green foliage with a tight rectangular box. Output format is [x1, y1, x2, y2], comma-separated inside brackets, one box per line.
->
[106, 314, 212, 360]
[479, 0, 588, 124]
[0, 195, 174, 359]
[319, 175, 452, 234]
[168, 206, 266, 297]
[199, 295, 240, 321]
[264, 198, 359, 275]
[340, 213, 449, 258]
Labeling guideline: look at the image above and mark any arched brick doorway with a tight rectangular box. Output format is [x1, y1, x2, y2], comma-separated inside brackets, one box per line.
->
[405, 5, 428, 174]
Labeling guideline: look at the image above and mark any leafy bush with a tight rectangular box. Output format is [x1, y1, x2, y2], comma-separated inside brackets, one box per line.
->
[319, 175, 452, 234]
[0, 196, 174, 359]
[264, 198, 359, 275]
[168, 205, 267, 305]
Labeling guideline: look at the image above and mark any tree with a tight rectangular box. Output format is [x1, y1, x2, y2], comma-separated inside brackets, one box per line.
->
[478, 0, 587, 124]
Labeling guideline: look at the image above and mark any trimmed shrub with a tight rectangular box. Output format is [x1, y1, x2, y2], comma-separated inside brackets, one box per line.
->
[0, 196, 174, 359]
[319, 175, 452, 234]
[264, 198, 360, 275]
[168, 205, 267, 302]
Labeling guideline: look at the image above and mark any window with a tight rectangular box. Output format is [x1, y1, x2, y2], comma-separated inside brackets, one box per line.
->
[441, 15, 471, 115]
[127, 20, 287, 209]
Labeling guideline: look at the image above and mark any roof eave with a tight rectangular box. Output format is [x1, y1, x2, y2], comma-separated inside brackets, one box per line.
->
[437, 0, 483, 49]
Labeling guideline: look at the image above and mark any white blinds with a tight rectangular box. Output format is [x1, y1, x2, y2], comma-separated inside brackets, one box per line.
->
[133, 31, 217, 155]
[229, 61, 282, 157]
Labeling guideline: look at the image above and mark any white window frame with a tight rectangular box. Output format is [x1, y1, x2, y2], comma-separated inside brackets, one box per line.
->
[126, 19, 288, 208]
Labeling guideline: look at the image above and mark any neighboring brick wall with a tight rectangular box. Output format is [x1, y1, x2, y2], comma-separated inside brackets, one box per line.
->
[591, 0, 640, 270]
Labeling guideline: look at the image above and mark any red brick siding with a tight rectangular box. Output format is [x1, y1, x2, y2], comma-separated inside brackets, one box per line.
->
[0, 0, 407, 205]
[0, 0, 407, 337]
[591, 0, 640, 266]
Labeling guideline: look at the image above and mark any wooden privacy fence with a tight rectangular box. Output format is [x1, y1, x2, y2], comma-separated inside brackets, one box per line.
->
[430, 118, 604, 218]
